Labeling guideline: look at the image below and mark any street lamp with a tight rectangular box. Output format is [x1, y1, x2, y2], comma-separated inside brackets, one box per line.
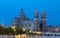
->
[29, 30, 32, 33]
[22, 28, 26, 32]
[11, 26, 16, 33]
[11, 26, 16, 38]
[22, 28, 26, 38]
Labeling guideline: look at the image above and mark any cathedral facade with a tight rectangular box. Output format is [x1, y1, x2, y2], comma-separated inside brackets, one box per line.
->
[11, 8, 46, 32]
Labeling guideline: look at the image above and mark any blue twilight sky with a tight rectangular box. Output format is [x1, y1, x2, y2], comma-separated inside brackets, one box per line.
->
[0, 0, 60, 26]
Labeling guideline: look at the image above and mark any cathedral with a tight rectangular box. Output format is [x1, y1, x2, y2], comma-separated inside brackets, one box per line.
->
[11, 8, 46, 32]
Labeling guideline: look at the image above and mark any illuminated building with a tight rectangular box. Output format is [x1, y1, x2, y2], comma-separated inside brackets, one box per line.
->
[11, 8, 46, 32]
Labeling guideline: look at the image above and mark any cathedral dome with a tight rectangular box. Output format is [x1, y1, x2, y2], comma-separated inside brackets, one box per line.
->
[19, 8, 26, 20]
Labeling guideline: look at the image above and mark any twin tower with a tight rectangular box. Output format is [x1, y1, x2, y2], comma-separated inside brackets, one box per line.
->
[11, 8, 46, 32]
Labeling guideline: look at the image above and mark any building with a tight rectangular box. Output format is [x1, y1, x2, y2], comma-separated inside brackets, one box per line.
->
[11, 8, 46, 32]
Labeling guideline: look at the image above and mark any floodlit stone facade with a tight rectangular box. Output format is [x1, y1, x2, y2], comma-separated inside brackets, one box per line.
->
[11, 8, 46, 32]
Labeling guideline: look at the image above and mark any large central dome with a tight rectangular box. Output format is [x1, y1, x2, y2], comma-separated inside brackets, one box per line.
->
[19, 8, 26, 20]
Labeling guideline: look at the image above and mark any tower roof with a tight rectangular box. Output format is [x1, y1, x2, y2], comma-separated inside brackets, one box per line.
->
[41, 10, 46, 19]
[34, 10, 39, 18]
[42, 10, 46, 15]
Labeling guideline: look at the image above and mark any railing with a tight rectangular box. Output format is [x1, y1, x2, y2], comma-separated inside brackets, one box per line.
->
[42, 32, 60, 36]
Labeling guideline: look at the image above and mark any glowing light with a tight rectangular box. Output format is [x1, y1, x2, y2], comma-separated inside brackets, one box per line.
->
[36, 32, 42, 34]
[22, 28, 26, 32]
[29, 30, 32, 32]
[14, 29, 16, 32]
[15, 34, 20, 38]
[20, 34, 26, 38]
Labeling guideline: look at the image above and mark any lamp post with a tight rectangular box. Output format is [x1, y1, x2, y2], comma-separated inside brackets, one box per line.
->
[22, 28, 26, 32]
[29, 30, 32, 33]
[22, 28, 26, 38]
[11, 26, 16, 38]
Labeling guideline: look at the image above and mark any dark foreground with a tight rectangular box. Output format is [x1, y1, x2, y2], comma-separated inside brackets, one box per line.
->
[0, 35, 60, 38]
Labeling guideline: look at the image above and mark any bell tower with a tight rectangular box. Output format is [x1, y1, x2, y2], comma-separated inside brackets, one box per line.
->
[34, 10, 40, 31]
[34, 10, 39, 18]
[41, 10, 46, 32]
